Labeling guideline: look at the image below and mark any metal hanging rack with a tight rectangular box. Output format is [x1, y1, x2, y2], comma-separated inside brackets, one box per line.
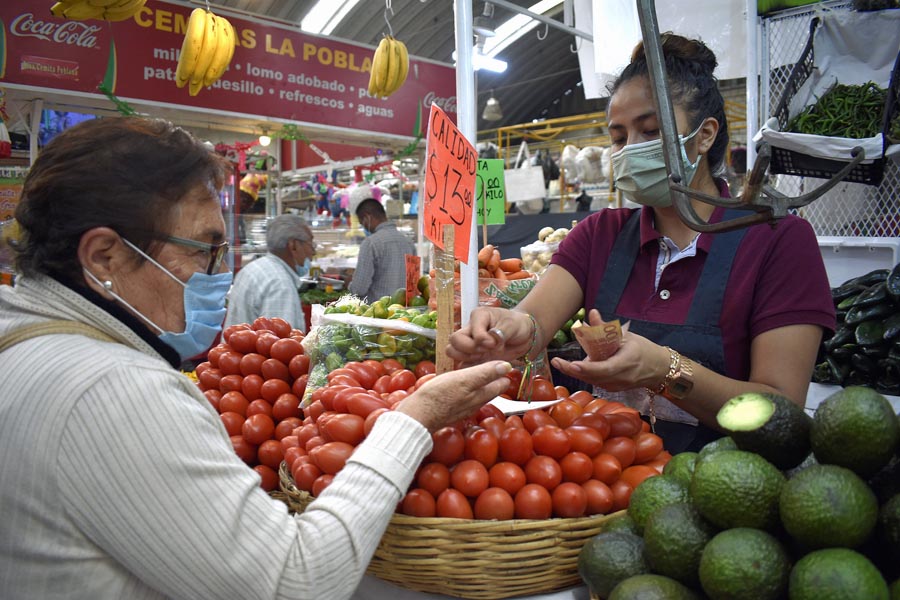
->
[636, 0, 865, 233]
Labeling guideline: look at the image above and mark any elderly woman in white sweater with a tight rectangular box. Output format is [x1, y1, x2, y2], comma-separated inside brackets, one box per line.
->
[0, 117, 510, 600]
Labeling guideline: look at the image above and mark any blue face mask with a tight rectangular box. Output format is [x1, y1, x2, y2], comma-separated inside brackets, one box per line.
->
[85, 240, 232, 361]
[295, 257, 311, 277]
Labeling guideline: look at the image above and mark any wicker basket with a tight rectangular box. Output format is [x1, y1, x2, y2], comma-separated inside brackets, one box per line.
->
[277, 462, 621, 599]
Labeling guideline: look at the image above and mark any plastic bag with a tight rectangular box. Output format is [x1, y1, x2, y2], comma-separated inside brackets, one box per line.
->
[574, 146, 606, 183]
[520, 240, 561, 276]
[560, 144, 580, 182]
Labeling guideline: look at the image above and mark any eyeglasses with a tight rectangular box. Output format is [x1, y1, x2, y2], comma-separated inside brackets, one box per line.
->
[163, 235, 230, 274]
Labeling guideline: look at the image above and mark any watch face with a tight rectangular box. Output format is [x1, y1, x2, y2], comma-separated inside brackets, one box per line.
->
[670, 381, 690, 398]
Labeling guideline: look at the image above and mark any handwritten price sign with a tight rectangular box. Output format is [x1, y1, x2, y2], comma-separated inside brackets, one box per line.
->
[405, 254, 422, 305]
[475, 158, 506, 225]
[423, 103, 476, 264]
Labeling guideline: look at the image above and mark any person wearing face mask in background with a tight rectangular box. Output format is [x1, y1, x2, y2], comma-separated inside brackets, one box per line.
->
[224, 213, 314, 332]
[0, 117, 516, 599]
[448, 34, 835, 453]
[348, 198, 416, 302]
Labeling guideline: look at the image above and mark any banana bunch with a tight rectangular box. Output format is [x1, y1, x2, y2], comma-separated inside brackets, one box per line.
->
[367, 35, 409, 99]
[174, 8, 236, 97]
[50, 0, 147, 22]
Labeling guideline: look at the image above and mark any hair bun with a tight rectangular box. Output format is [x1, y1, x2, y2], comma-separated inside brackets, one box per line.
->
[631, 33, 718, 75]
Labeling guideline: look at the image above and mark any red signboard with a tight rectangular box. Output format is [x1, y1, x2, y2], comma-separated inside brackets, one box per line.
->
[0, 0, 457, 139]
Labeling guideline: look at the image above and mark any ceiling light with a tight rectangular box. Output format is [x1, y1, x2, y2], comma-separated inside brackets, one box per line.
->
[452, 49, 508, 73]
[484, 0, 564, 58]
[482, 92, 503, 121]
[473, 2, 496, 38]
[301, 0, 362, 35]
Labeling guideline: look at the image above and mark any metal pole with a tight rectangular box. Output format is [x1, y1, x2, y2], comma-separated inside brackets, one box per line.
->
[29, 98, 43, 165]
[745, 0, 759, 170]
[454, 0, 478, 327]
[486, 0, 593, 42]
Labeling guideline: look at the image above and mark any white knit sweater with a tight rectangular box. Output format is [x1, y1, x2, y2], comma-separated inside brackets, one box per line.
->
[0, 274, 431, 600]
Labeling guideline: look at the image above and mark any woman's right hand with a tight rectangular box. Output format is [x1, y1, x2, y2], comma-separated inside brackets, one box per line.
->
[446, 308, 534, 366]
[393, 361, 512, 432]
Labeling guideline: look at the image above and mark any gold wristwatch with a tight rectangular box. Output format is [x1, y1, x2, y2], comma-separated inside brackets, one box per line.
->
[659, 347, 695, 401]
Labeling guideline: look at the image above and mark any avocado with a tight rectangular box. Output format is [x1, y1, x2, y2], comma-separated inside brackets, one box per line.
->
[716, 391, 812, 469]
[694, 436, 737, 471]
[643, 502, 717, 588]
[576, 531, 649, 598]
[779, 464, 878, 549]
[662, 451, 698, 488]
[699, 527, 790, 600]
[690, 450, 785, 530]
[789, 548, 889, 600]
[602, 513, 639, 536]
[811, 386, 899, 478]
[627, 474, 690, 534]
[608, 574, 701, 600]
[880, 493, 900, 563]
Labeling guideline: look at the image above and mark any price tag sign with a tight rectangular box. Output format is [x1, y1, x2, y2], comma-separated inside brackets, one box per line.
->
[423, 103, 476, 264]
[475, 158, 506, 225]
[405, 254, 422, 305]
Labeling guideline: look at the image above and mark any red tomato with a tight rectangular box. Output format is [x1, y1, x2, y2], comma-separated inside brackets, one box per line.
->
[309, 441, 355, 475]
[281, 434, 301, 450]
[255, 331, 280, 357]
[504, 415, 525, 429]
[260, 358, 290, 382]
[347, 393, 389, 418]
[476, 403, 505, 423]
[197, 367, 223, 391]
[414, 360, 436, 379]
[524, 455, 563, 491]
[401, 488, 437, 517]
[572, 412, 612, 439]
[206, 346, 228, 369]
[291, 461, 322, 492]
[327, 368, 362, 384]
[514, 483, 553, 519]
[436, 488, 474, 519]
[284, 445, 306, 469]
[372, 375, 392, 395]
[504, 370, 523, 399]
[220, 411, 245, 436]
[531, 424, 571, 459]
[260, 379, 291, 403]
[474, 487, 515, 520]
[288, 354, 311, 380]
[294, 424, 319, 448]
[464, 428, 499, 467]
[257, 439, 285, 470]
[488, 462, 527, 496]
[560, 451, 594, 483]
[268, 317, 293, 338]
[322, 413, 365, 446]
[450, 459, 490, 497]
[498, 427, 534, 466]
[218, 352, 243, 376]
[363, 359, 387, 378]
[389, 369, 416, 393]
[591, 453, 623, 485]
[522, 409, 555, 433]
[237, 352, 263, 377]
[596, 401, 626, 414]
[242, 413, 275, 445]
[479, 416, 506, 440]
[291, 374, 309, 399]
[620, 465, 660, 489]
[552, 482, 588, 518]
[343, 362, 379, 390]
[565, 425, 605, 457]
[569, 390, 594, 408]
[610, 479, 634, 512]
[428, 427, 466, 466]
[246, 399, 273, 418]
[219, 374, 244, 394]
[203, 389, 222, 412]
[251, 317, 276, 332]
[602, 437, 637, 469]
[554, 385, 571, 398]
[584, 398, 610, 413]
[549, 400, 584, 428]
[417, 462, 451, 499]
[305, 436, 326, 454]
[219, 391, 250, 417]
[311, 473, 334, 497]
[253, 464, 279, 491]
[305, 399, 326, 423]
[230, 435, 257, 465]
[272, 393, 302, 421]
[414, 372, 437, 390]
[582, 479, 614, 515]
[607, 412, 643, 438]
[240, 374, 264, 401]
[381, 358, 404, 375]
[632, 432, 665, 464]
[222, 324, 250, 343]
[381, 389, 407, 406]
[530, 378, 557, 402]
[363, 407, 389, 436]
[229, 329, 259, 354]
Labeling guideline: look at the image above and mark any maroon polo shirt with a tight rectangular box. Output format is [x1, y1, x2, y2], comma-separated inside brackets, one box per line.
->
[551, 204, 836, 381]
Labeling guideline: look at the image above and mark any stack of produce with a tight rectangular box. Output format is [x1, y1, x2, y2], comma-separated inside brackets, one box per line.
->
[813, 263, 900, 395]
[521, 225, 574, 275]
[195, 317, 311, 492]
[288, 375, 672, 519]
[174, 8, 238, 96]
[787, 82, 889, 139]
[578, 387, 900, 599]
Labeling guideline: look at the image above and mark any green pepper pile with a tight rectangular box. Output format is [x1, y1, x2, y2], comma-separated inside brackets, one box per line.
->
[300, 288, 346, 306]
[813, 263, 900, 395]
[787, 82, 887, 139]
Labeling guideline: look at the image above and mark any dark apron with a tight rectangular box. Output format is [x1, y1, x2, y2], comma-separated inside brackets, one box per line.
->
[593, 209, 748, 454]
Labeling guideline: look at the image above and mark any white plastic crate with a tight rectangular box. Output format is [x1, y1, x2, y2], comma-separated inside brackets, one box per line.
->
[817, 236, 900, 288]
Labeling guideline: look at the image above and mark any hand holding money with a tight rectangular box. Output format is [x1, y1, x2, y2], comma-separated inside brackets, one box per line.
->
[571, 314, 629, 361]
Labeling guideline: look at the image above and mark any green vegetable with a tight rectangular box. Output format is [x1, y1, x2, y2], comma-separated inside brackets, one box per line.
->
[787, 81, 887, 139]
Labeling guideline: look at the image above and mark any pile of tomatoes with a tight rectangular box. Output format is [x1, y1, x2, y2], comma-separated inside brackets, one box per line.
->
[195, 317, 312, 492]
[291, 366, 671, 521]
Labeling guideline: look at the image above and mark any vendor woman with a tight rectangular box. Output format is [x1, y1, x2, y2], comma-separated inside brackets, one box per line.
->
[447, 33, 835, 454]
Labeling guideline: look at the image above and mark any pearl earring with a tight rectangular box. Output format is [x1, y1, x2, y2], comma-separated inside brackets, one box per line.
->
[103, 280, 113, 290]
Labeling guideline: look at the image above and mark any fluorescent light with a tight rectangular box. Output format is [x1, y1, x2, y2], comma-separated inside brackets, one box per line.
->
[301, 0, 362, 35]
[452, 50, 508, 73]
[484, 0, 564, 58]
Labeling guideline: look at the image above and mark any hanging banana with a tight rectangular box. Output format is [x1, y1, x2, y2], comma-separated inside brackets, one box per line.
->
[49, 0, 146, 21]
[367, 35, 409, 98]
[173, 9, 237, 96]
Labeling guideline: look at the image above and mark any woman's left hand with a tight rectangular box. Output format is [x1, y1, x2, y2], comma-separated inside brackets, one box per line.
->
[550, 309, 670, 392]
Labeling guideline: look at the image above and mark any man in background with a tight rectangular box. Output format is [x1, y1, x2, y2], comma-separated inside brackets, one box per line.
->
[225, 214, 315, 332]
[348, 198, 416, 302]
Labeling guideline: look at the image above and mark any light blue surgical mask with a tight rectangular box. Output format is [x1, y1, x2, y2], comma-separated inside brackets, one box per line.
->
[84, 239, 232, 361]
[611, 125, 703, 208]
[294, 257, 311, 277]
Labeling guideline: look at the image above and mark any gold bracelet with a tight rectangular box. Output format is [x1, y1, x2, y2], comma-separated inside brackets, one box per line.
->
[651, 346, 681, 396]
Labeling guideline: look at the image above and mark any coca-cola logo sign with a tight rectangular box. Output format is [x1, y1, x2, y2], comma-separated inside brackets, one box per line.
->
[10, 13, 101, 49]
[424, 91, 457, 114]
